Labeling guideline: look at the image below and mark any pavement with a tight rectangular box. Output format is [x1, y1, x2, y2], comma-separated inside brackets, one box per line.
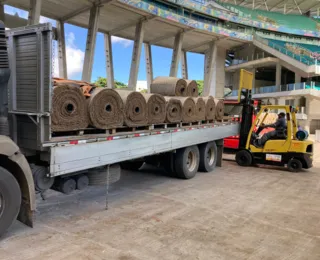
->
[0, 141, 320, 260]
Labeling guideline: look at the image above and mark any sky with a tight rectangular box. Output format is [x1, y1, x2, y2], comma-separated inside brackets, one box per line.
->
[4, 5, 205, 84]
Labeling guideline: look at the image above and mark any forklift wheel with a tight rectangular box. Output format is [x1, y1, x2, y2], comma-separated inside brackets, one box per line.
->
[235, 150, 253, 167]
[287, 158, 303, 172]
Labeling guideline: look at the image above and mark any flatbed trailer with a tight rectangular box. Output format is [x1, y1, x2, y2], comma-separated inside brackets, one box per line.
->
[0, 23, 240, 237]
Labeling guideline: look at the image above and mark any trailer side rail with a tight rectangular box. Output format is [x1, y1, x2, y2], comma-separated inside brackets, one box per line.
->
[49, 123, 240, 177]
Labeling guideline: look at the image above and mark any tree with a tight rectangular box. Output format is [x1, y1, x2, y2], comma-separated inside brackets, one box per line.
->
[94, 77, 127, 89]
[196, 80, 204, 95]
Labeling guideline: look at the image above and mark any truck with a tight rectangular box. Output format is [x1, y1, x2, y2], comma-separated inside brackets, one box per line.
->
[0, 23, 240, 236]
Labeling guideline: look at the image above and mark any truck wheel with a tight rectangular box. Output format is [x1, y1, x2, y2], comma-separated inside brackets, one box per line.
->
[75, 174, 89, 190]
[0, 166, 21, 237]
[236, 150, 252, 167]
[162, 154, 176, 177]
[175, 146, 200, 179]
[199, 142, 217, 172]
[120, 161, 144, 171]
[53, 178, 76, 194]
[288, 158, 303, 172]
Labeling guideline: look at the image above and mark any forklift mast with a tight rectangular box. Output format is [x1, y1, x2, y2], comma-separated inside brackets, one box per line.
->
[237, 69, 254, 149]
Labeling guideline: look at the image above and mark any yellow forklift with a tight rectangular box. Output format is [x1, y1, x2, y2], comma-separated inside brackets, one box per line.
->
[235, 70, 313, 172]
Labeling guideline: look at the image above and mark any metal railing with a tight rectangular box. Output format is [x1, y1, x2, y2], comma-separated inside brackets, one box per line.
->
[230, 82, 320, 97]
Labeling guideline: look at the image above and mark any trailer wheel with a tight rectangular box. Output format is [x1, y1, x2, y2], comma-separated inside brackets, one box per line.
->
[175, 146, 200, 179]
[199, 142, 217, 172]
[0, 166, 21, 237]
[235, 150, 252, 167]
[53, 178, 76, 194]
[288, 158, 303, 172]
[75, 174, 89, 190]
[32, 165, 54, 192]
[120, 161, 144, 171]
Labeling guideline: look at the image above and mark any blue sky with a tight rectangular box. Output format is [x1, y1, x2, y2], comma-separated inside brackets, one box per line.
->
[4, 5, 205, 83]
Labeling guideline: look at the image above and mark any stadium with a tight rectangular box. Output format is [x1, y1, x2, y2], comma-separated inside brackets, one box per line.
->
[1, 0, 320, 135]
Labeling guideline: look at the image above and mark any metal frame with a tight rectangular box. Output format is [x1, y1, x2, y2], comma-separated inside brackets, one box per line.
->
[7, 23, 53, 150]
[170, 32, 184, 77]
[49, 123, 240, 177]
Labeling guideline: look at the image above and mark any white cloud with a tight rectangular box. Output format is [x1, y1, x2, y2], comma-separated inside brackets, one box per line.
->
[136, 81, 148, 92]
[111, 36, 133, 48]
[53, 32, 85, 78]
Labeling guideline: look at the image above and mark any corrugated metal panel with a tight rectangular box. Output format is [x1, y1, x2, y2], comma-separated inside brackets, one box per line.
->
[7, 24, 53, 151]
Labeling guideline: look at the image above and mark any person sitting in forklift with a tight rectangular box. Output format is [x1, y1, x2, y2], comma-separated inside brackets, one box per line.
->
[255, 112, 287, 147]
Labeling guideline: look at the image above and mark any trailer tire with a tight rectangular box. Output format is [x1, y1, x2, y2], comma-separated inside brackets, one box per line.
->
[120, 161, 144, 171]
[199, 142, 217, 172]
[235, 150, 252, 167]
[75, 174, 89, 190]
[175, 146, 200, 179]
[0, 166, 21, 237]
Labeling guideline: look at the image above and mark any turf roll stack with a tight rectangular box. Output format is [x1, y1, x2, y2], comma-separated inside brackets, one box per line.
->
[51, 85, 89, 132]
[164, 97, 182, 123]
[150, 77, 188, 97]
[116, 89, 148, 127]
[186, 80, 199, 97]
[193, 97, 206, 121]
[87, 88, 124, 129]
[144, 93, 166, 124]
[214, 98, 224, 121]
[175, 97, 196, 123]
[202, 96, 216, 121]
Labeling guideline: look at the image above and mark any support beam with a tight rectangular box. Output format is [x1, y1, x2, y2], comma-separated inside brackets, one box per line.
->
[61, 0, 114, 22]
[110, 16, 156, 34]
[0, 4, 4, 22]
[295, 72, 301, 84]
[82, 5, 100, 82]
[203, 42, 226, 98]
[144, 43, 153, 93]
[276, 63, 281, 87]
[128, 21, 145, 90]
[203, 41, 217, 96]
[180, 51, 188, 79]
[56, 20, 67, 78]
[169, 32, 184, 77]
[28, 0, 42, 25]
[104, 33, 115, 88]
[183, 39, 213, 52]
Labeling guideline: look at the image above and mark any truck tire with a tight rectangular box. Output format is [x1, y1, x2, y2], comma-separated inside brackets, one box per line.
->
[198, 142, 217, 172]
[53, 178, 76, 194]
[175, 146, 200, 179]
[0, 166, 21, 237]
[75, 174, 89, 190]
[235, 150, 252, 167]
[120, 161, 144, 171]
[288, 158, 303, 172]
[162, 153, 176, 177]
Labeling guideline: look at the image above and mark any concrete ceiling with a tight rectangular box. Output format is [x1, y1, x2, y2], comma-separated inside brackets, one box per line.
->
[3, 0, 247, 53]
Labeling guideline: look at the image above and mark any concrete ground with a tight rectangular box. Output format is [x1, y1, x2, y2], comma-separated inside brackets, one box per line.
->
[1, 142, 320, 260]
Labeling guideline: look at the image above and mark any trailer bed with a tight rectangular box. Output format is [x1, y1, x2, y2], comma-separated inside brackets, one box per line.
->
[48, 122, 240, 177]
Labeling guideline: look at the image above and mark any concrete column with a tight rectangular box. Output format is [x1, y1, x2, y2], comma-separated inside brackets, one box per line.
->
[144, 43, 153, 93]
[104, 33, 114, 88]
[56, 20, 67, 78]
[82, 5, 100, 82]
[28, 0, 42, 25]
[181, 50, 188, 79]
[276, 63, 282, 87]
[128, 21, 145, 90]
[169, 32, 184, 77]
[203, 42, 225, 98]
[0, 4, 5, 22]
[203, 41, 216, 96]
[295, 73, 301, 83]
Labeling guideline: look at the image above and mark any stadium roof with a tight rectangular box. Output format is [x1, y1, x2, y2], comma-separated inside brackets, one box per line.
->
[217, 0, 320, 15]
